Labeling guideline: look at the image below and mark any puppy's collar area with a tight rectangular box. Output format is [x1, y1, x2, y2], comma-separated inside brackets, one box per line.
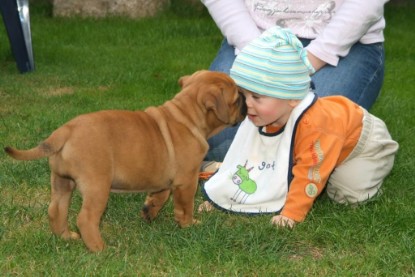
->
[159, 101, 210, 150]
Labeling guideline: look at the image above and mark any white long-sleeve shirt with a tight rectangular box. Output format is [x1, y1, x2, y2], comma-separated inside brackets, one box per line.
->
[202, 0, 389, 66]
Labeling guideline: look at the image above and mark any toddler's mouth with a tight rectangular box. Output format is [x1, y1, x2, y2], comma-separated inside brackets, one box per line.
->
[247, 114, 257, 121]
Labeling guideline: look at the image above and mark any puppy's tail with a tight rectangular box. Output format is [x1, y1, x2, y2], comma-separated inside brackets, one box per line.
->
[4, 126, 70, 161]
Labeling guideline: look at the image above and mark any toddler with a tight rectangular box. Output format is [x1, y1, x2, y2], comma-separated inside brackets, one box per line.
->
[200, 26, 399, 228]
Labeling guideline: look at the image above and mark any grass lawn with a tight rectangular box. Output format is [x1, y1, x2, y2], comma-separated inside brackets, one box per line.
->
[0, 1, 414, 276]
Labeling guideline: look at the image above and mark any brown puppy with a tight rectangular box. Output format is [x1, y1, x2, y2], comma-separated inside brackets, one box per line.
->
[4, 70, 246, 252]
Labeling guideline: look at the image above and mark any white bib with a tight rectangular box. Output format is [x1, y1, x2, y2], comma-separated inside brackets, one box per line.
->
[203, 92, 316, 214]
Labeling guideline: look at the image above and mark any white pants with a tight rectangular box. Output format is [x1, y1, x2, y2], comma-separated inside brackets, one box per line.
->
[327, 109, 399, 204]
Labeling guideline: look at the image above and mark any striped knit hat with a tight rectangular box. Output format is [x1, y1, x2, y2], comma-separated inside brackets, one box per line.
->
[230, 26, 315, 100]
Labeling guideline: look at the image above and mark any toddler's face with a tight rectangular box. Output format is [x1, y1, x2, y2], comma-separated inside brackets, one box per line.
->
[240, 88, 298, 128]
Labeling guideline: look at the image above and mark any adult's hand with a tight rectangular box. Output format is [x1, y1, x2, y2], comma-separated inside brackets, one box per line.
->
[307, 51, 327, 73]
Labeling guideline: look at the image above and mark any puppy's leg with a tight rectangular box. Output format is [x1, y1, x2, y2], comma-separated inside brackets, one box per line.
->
[76, 178, 111, 252]
[48, 173, 79, 240]
[141, 189, 171, 222]
[172, 179, 199, 228]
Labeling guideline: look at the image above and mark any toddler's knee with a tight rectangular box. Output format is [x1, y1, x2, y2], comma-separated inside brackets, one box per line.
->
[326, 183, 383, 205]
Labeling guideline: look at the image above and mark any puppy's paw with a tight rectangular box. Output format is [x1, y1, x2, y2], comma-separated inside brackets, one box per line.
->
[140, 205, 154, 223]
[178, 218, 200, 228]
[61, 231, 81, 240]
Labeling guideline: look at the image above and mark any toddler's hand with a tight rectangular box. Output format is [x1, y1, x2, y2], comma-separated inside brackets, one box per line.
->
[270, 215, 296, 228]
[198, 201, 215, 213]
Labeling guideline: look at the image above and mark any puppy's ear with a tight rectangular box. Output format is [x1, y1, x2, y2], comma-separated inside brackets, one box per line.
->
[203, 87, 230, 123]
[178, 75, 191, 88]
[178, 70, 207, 88]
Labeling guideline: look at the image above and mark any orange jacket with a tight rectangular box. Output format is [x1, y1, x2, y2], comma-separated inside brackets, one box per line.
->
[267, 96, 364, 222]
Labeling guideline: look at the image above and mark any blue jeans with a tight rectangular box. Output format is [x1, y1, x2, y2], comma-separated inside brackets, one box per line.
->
[206, 38, 385, 162]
